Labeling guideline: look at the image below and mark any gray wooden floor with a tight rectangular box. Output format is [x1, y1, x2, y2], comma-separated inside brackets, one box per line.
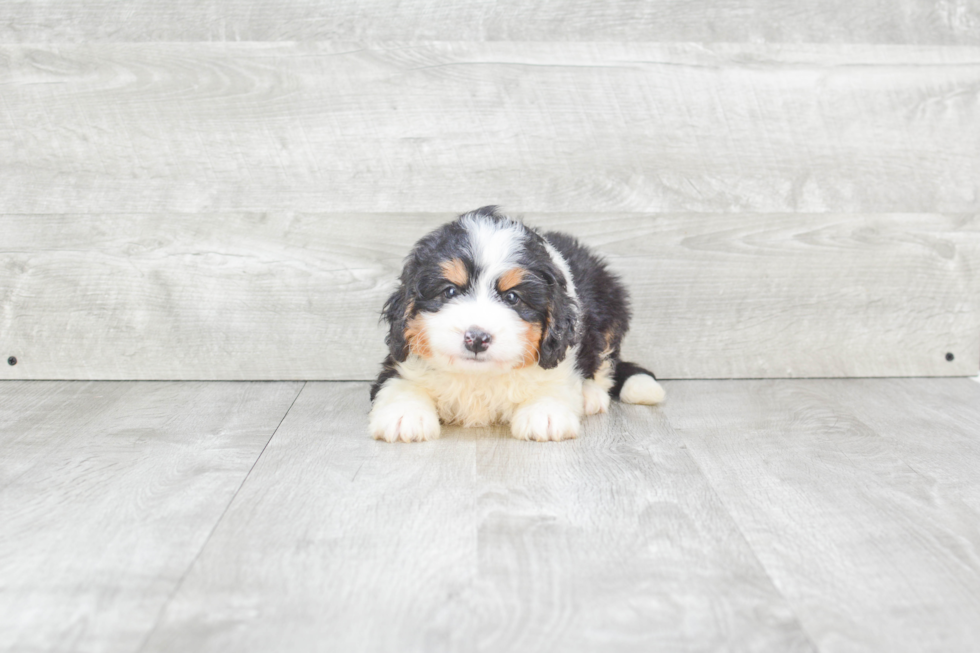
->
[2, 378, 980, 652]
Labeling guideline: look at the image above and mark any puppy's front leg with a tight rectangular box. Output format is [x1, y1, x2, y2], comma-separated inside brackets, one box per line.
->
[369, 378, 441, 443]
[510, 392, 582, 442]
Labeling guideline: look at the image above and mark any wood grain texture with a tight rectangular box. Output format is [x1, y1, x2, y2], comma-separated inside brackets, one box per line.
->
[2, 43, 978, 214]
[551, 212, 980, 379]
[820, 378, 980, 511]
[140, 383, 483, 653]
[142, 382, 814, 652]
[463, 398, 811, 652]
[2, 212, 977, 380]
[0, 380, 303, 653]
[4, 0, 979, 44]
[662, 378, 980, 652]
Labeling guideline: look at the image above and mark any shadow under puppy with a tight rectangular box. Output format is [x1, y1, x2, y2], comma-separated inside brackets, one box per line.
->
[369, 206, 664, 442]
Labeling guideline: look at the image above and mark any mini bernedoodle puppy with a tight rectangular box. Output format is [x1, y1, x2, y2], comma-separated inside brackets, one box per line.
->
[369, 206, 664, 442]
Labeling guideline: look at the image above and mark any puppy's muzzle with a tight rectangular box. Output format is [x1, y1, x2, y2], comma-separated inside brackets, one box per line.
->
[463, 328, 492, 354]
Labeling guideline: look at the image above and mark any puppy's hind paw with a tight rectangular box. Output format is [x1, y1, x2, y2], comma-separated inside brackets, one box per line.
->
[369, 402, 441, 443]
[510, 399, 580, 442]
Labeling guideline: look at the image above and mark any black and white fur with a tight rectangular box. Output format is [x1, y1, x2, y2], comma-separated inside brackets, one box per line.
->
[369, 207, 664, 442]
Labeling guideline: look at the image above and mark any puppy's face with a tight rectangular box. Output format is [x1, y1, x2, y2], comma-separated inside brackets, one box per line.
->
[383, 208, 577, 373]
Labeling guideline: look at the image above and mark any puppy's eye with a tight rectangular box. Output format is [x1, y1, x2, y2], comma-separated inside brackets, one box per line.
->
[502, 291, 520, 305]
[443, 286, 458, 299]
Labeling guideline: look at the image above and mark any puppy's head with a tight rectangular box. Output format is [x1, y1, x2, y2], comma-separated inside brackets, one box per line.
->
[383, 207, 578, 373]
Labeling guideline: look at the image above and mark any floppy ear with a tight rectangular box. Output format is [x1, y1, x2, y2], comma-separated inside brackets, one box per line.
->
[382, 281, 413, 363]
[538, 270, 578, 369]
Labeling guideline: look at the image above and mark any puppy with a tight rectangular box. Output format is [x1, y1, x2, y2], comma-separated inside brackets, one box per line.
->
[369, 206, 664, 442]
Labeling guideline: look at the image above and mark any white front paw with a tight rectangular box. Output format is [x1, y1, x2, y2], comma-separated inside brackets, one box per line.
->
[369, 402, 441, 443]
[582, 379, 611, 415]
[510, 399, 580, 442]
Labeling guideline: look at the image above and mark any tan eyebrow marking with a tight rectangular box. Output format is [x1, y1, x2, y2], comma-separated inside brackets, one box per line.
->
[497, 267, 526, 292]
[440, 258, 468, 287]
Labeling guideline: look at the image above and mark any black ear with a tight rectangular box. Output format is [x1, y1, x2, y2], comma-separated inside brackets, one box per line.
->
[538, 270, 578, 369]
[382, 282, 413, 363]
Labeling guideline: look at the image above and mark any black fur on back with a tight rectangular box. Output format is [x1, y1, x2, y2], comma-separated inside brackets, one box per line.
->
[542, 231, 657, 394]
[541, 232, 629, 378]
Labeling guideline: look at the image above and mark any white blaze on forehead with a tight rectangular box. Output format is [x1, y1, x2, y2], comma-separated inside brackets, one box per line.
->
[459, 214, 524, 292]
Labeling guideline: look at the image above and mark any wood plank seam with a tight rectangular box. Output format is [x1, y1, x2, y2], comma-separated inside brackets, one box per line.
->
[660, 406, 822, 651]
[662, 379, 980, 650]
[134, 381, 308, 653]
[139, 382, 820, 650]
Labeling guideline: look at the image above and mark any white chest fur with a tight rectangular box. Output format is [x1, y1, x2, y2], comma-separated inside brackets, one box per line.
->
[395, 353, 584, 427]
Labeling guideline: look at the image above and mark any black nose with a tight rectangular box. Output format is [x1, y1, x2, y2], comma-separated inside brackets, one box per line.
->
[464, 329, 492, 354]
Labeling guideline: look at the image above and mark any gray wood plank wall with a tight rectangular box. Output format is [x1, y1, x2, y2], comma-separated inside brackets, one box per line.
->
[2, 212, 978, 380]
[2, 44, 978, 215]
[4, 1, 979, 43]
[1, 5, 978, 380]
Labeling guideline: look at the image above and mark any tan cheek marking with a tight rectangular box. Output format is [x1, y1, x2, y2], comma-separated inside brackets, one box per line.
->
[519, 322, 543, 368]
[404, 316, 432, 359]
[440, 258, 468, 287]
[498, 267, 526, 292]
